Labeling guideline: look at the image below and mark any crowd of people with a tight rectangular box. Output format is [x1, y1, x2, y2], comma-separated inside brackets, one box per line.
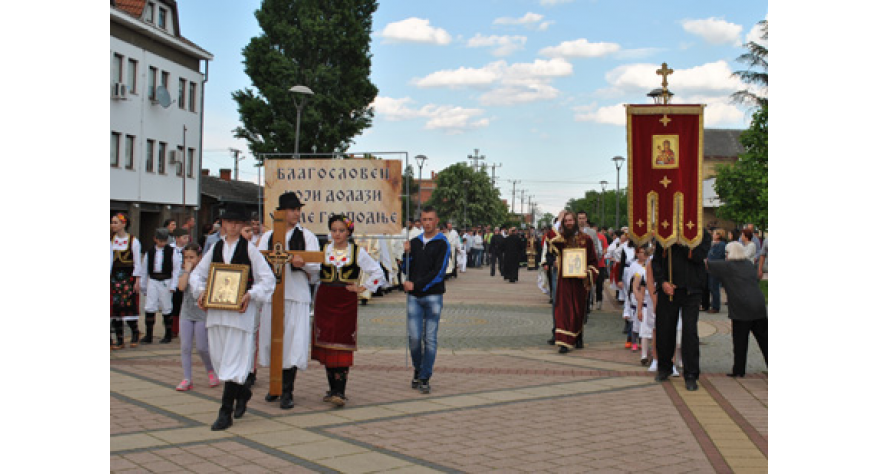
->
[112, 200, 767, 429]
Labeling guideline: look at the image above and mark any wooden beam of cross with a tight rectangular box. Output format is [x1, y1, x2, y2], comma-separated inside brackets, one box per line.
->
[259, 214, 323, 397]
[656, 62, 674, 106]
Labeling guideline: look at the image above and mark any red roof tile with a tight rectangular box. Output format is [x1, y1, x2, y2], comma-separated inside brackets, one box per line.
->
[114, 0, 145, 18]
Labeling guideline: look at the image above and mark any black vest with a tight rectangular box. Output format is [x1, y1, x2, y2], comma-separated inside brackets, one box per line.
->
[212, 237, 254, 290]
[147, 246, 174, 280]
[319, 243, 362, 284]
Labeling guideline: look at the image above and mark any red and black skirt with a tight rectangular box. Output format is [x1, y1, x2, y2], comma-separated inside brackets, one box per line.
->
[311, 284, 358, 368]
[110, 266, 139, 319]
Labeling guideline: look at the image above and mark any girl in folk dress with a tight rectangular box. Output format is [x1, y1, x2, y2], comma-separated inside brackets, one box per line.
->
[312, 215, 386, 407]
[175, 243, 219, 391]
[110, 213, 142, 350]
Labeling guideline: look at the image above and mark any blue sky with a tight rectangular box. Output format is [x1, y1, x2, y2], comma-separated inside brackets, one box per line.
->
[177, 0, 767, 215]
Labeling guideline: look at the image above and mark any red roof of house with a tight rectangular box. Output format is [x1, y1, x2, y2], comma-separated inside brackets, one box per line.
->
[114, 0, 145, 18]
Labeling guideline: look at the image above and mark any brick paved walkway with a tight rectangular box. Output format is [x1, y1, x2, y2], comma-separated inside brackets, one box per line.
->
[111, 266, 768, 473]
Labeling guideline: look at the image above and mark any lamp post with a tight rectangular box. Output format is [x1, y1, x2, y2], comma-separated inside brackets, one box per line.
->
[415, 154, 427, 218]
[612, 156, 625, 229]
[289, 85, 314, 156]
[600, 180, 608, 227]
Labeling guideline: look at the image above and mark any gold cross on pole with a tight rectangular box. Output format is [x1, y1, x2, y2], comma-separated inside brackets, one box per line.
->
[656, 62, 674, 102]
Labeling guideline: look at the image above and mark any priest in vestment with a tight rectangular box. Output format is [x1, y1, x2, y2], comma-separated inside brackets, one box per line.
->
[548, 211, 599, 353]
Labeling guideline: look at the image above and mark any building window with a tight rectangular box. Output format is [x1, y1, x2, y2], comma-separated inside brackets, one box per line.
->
[145, 2, 155, 23]
[176, 146, 185, 177]
[112, 54, 124, 83]
[146, 139, 155, 172]
[126, 58, 138, 94]
[111, 132, 121, 167]
[161, 71, 169, 91]
[187, 148, 195, 177]
[158, 7, 167, 29]
[125, 135, 135, 170]
[148, 67, 157, 100]
[178, 78, 186, 109]
[158, 142, 167, 174]
[188, 82, 197, 112]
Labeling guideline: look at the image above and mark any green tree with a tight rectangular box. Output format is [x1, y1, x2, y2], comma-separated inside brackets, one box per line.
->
[565, 189, 626, 228]
[713, 106, 768, 230]
[232, 0, 379, 157]
[731, 20, 768, 110]
[425, 163, 508, 227]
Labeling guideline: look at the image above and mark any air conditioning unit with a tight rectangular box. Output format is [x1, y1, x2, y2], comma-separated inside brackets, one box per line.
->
[168, 150, 181, 164]
[111, 82, 127, 100]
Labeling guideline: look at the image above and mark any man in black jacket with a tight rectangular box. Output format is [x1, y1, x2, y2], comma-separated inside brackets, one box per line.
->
[651, 231, 711, 391]
[403, 206, 450, 395]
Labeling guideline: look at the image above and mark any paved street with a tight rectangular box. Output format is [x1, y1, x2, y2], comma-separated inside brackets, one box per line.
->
[111, 265, 768, 473]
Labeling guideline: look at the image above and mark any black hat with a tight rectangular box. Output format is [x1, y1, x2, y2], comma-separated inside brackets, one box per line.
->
[219, 202, 250, 222]
[276, 192, 304, 211]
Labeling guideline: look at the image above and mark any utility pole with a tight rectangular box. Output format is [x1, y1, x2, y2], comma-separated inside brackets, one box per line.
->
[229, 147, 246, 181]
[519, 190, 527, 220]
[467, 148, 485, 171]
[508, 179, 521, 214]
[488, 162, 502, 187]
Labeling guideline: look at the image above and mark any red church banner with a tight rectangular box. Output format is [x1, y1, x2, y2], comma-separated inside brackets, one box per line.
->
[626, 104, 704, 249]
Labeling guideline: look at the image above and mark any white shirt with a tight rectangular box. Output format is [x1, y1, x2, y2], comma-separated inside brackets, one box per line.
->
[257, 225, 320, 303]
[140, 244, 182, 288]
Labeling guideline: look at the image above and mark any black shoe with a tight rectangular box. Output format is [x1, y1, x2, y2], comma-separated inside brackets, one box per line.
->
[641, 358, 648, 366]
[233, 384, 252, 419]
[654, 372, 670, 382]
[279, 368, 296, 409]
[685, 379, 699, 391]
[140, 334, 153, 344]
[211, 410, 233, 431]
[411, 370, 420, 389]
[160, 333, 173, 344]
[726, 373, 745, 378]
[419, 379, 431, 394]
[546, 338, 555, 345]
[558, 346, 569, 354]
[575, 340, 584, 349]
[212, 382, 237, 430]
[265, 393, 279, 402]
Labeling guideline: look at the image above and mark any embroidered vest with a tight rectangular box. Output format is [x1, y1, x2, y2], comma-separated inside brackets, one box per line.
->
[319, 243, 361, 284]
[212, 237, 254, 290]
[112, 235, 135, 269]
[147, 246, 174, 280]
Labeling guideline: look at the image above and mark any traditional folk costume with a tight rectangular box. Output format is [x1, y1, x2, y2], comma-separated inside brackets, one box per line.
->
[256, 221, 319, 409]
[548, 229, 599, 352]
[111, 232, 142, 349]
[190, 208, 275, 431]
[141, 237, 182, 344]
[313, 241, 385, 406]
[355, 235, 382, 303]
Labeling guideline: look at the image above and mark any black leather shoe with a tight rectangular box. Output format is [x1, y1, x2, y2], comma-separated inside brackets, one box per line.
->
[726, 373, 745, 378]
[685, 379, 699, 391]
[558, 346, 569, 354]
[654, 372, 670, 382]
[160, 333, 173, 344]
[280, 393, 294, 409]
[211, 411, 233, 431]
[265, 393, 279, 402]
[233, 385, 252, 419]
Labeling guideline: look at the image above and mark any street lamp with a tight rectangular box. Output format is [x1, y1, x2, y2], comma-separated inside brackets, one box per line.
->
[415, 154, 427, 218]
[600, 180, 608, 227]
[289, 85, 314, 156]
[612, 156, 625, 229]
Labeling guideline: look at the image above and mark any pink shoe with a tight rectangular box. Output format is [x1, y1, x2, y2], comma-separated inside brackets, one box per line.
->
[631, 344, 639, 352]
[208, 371, 220, 387]
[176, 379, 193, 391]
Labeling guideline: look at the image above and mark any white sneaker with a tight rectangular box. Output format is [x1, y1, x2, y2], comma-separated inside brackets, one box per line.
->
[672, 366, 680, 377]
[648, 360, 657, 372]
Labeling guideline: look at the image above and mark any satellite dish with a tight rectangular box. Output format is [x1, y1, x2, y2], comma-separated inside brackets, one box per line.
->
[155, 86, 172, 108]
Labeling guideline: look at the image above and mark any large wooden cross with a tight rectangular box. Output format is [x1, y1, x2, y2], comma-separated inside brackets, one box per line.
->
[260, 213, 323, 396]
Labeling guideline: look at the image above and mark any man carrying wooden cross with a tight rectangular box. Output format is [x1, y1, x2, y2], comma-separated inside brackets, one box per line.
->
[256, 192, 320, 409]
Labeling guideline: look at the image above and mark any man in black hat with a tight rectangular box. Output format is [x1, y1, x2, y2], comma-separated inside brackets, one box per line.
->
[256, 192, 320, 410]
[190, 202, 276, 430]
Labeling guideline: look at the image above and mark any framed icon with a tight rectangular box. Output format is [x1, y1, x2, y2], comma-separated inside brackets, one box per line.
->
[561, 248, 587, 279]
[652, 134, 679, 169]
[204, 263, 249, 310]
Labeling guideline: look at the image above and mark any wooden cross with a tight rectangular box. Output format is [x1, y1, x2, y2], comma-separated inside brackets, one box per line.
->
[259, 213, 323, 396]
[656, 62, 674, 125]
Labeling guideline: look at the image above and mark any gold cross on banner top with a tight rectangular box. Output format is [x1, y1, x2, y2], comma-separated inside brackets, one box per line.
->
[656, 62, 674, 103]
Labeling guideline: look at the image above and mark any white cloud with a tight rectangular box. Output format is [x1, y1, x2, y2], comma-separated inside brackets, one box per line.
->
[573, 103, 626, 126]
[745, 20, 768, 47]
[681, 17, 743, 46]
[539, 38, 621, 58]
[602, 61, 742, 96]
[540, 0, 573, 5]
[494, 12, 544, 26]
[467, 34, 527, 57]
[412, 58, 573, 106]
[380, 17, 452, 45]
[370, 96, 490, 134]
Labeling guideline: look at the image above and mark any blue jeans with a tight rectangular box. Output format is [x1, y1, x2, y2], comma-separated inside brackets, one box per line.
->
[407, 294, 443, 380]
[708, 275, 721, 310]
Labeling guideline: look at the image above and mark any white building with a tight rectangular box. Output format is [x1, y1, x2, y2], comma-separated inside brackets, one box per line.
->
[110, 0, 212, 240]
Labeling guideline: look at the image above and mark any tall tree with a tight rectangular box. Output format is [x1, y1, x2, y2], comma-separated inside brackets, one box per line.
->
[713, 106, 768, 230]
[731, 20, 768, 110]
[425, 163, 508, 227]
[232, 0, 379, 158]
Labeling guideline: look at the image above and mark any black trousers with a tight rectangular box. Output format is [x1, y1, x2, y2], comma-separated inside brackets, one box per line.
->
[655, 290, 701, 379]
[595, 267, 607, 302]
[731, 318, 768, 375]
